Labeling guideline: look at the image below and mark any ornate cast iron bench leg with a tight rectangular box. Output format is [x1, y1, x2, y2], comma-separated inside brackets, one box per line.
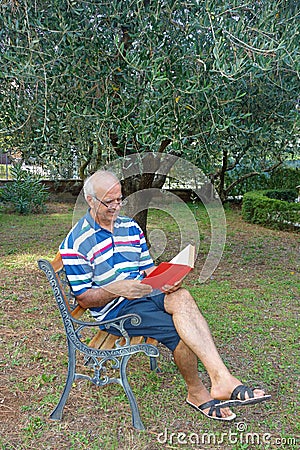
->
[150, 356, 158, 372]
[120, 354, 145, 430]
[50, 338, 76, 420]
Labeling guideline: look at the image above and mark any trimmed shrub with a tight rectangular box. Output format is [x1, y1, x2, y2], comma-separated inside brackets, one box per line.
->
[226, 166, 300, 198]
[0, 164, 49, 214]
[242, 189, 300, 231]
[268, 167, 300, 191]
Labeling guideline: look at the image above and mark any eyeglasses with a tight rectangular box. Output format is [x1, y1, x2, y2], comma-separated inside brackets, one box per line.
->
[92, 195, 127, 208]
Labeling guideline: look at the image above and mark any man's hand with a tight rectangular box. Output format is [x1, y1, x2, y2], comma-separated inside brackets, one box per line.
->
[161, 279, 183, 294]
[76, 279, 153, 309]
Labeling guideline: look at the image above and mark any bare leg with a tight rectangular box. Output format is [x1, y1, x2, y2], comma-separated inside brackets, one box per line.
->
[173, 340, 235, 419]
[165, 288, 266, 401]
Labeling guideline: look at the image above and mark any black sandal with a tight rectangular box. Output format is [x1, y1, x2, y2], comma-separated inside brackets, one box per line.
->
[186, 398, 236, 421]
[221, 385, 271, 407]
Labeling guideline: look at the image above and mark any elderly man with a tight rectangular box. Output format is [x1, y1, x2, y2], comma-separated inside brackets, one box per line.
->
[60, 170, 270, 421]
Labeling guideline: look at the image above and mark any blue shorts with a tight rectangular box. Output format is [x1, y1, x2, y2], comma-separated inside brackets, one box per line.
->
[106, 291, 180, 352]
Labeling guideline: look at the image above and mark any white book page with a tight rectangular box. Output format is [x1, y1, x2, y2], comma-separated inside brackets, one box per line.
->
[169, 244, 195, 267]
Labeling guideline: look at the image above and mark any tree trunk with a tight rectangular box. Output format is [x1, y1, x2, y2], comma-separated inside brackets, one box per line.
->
[218, 149, 228, 203]
[78, 141, 94, 180]
[134, 209, 149, 242]
[122, 176, 156, 243]
[120, 150, 174, 239]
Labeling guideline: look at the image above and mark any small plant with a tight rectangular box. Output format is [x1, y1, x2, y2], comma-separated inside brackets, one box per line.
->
[0, 163, 49, 214]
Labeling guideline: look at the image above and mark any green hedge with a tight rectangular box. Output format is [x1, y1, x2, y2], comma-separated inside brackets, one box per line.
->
[268, 167, 300, 190]
[227, 166, 300, 197]
[242, 189, 300, 230]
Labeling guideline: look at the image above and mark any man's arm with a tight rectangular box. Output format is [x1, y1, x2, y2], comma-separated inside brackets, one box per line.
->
[76, 279, 153, 309]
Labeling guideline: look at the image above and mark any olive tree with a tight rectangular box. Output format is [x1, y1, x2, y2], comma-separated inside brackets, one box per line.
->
[1, 0, 299, 209]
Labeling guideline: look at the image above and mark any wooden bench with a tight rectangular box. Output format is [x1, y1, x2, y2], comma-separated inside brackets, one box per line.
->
[38, 252, 160, 430]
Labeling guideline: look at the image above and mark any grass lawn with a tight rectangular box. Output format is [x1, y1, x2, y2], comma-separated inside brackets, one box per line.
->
[0, 201, 299, 449]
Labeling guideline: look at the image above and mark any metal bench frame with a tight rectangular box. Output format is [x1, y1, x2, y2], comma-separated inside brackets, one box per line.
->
[38, 254, 159, 430]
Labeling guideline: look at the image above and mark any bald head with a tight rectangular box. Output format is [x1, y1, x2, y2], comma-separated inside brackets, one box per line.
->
[83, 170, 120, 201]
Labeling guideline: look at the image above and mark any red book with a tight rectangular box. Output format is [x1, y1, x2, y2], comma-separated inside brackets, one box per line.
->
[141, 244, 195, 290]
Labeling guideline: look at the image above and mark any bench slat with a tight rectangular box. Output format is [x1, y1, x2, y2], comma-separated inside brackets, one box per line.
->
[71, 305, 86, 320]
[51, 251, 64, 272]
[130, 336, 144, 345]
[99, 333, 120, 350]
[88, 329, 109, 349]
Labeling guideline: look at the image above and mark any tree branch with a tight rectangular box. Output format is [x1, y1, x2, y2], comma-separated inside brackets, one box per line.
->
[157, 138, 172, 153]
[225, 160, 284, 195]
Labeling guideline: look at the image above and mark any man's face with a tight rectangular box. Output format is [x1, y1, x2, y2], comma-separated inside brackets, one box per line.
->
[88, 181, 123, 226]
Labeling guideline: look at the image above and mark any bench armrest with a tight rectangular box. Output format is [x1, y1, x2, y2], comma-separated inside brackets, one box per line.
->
[75, 313, 142, 346]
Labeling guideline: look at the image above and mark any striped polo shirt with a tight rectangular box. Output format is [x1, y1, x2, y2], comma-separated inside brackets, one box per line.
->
[60, 210, 154, 320]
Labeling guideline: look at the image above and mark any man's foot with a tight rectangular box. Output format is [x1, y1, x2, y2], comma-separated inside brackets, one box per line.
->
[216, 385, 271, 407]
[211, 380, 271, 407]
[186, 391, 236, 421]
[186, 398, 236, 422]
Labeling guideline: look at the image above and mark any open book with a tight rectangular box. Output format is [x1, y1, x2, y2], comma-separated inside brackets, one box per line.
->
[141, 244, 195, 290]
